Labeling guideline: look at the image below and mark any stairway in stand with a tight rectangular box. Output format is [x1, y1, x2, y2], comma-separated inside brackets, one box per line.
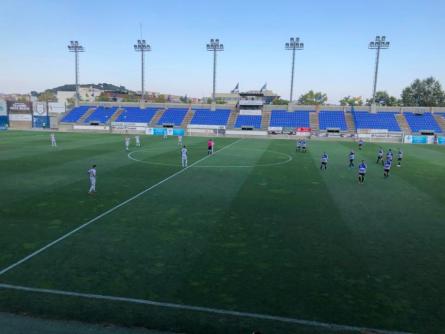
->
[310, 112, 319, 131]
[345, 113, 356, 132]
[149, 108, 166, 126]
[395, 114, 412, 134]
[261, 111, 271, 130]
[433, 114, 445, 133]
[226, 110, 238, 129]
[108, 108, 124, 124]
[181, 107, 195, 128]
[77, 107, 96, 124]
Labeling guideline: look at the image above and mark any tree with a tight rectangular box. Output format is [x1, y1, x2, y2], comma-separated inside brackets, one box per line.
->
[297, 90, 327, 105]
[272, 98, 289, 105]
[96, 92, 111, 102]
[339, 96, 363, 106]
[401, 77, 445, 107]
[66, 97, 75, 107]
[154, 95, 166, 103]
[180, 95, 190, 104]
[366, 91, 399, 106]
[38, 90, 56, 102]
[215, 98, 227, 104]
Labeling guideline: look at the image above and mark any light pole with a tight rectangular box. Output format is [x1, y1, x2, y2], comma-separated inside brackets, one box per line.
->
[134, 39, 151, 103]
[67, 41, 85, 106]
[206, 38, 224, 105]
[369, 35, 390, 108]
[285, 37, 304, 103]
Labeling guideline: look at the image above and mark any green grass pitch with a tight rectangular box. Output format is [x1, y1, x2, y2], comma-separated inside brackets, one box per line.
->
[0, 130, 444, 334]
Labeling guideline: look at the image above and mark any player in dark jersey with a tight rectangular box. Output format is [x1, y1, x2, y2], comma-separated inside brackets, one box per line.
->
[320, 152, 328, 170]
[296, 140, 301, 152]
[301, 140, 307, 153]
[376, 147, 384, 164]
[358, 160, 367, 183]
[384, 159, 392, 178]
[349, 150, 355, 168]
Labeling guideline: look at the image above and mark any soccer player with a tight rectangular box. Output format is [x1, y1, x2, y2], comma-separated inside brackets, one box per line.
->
[163, 129, 168, 140]
[211, 139, 215, 154]
[135, 135, 141, 147]
[397, 148, 403, 167]
[349, 150, 355, 168]
[296, 140, 301, 152]
[384, 159, 392, 178]
[181, 145, 188, 167]
[376, 147, 384, 164]
[320, 152, 328, 170]
[207, 139, 213, 155]
[178, 135, 183, 146]
[358, 139, 364, 150]
[387, 149, 393, 163]
[50, 133, 57, 147]
[301, 140, 307, 153]
[125, 136, 130, 151]
[358, 160, 367, 184]
[87, 164, 97, 194]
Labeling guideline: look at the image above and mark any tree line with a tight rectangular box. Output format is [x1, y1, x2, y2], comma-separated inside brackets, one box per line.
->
[272, 77, 445, 107]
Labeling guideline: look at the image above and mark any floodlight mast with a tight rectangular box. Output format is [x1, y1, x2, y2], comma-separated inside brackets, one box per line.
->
[369, 35, 390, 106]
[67, 41, 85, 106]
[285, 37, 304, 103]
[206, 38, 224, 104]
[134, 39, 151, 103]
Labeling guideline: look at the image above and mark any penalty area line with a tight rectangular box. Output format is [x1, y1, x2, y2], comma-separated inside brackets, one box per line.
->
[0, 283, 412, 334]
[0, 139, 242, 277]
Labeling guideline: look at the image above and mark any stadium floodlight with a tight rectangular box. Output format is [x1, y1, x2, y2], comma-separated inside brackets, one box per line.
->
[206, 38, 224, 104]
[134, 39, 151, 103]
[67, 41, 85, 106]
[369, 35, 390, 108]
[285, 37, 304, 103]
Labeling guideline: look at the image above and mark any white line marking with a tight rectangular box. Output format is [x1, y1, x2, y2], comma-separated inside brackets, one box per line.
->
[0, 139, 242, 276]
[0, 283, 413, 334]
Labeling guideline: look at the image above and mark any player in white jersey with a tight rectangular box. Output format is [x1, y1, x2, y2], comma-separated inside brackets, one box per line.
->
[50, 133, 57, 147]
[125, 136, 130, 151]
[135, 135, 141, 147]
[88, 165, 97, 194]
[178, 135, 183, 146]
[181, 145, 188, 167]
[163, 129, 168, 140]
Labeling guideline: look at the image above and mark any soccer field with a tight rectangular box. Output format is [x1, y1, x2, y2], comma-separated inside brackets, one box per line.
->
[0, 131, 444, 334]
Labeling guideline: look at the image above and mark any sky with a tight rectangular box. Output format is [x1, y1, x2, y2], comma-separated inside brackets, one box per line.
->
[0, 0, 444, 103]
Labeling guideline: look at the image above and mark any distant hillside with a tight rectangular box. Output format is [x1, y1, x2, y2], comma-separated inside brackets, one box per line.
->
[49, 83, 131, 93]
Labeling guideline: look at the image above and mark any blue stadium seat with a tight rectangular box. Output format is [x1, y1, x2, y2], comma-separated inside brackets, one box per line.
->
[115, 107, 158, 123]
[270, 110, 309, 128]
[190, 109, 231, 126]
[353, 111, 401, 131]
[403, 112, 442, 133]
[234, 115, 262, 128]
[61, 106, 91, 123]
[319, 111, 347, 130]
[84, 107, 118, 124]
[157, 108, 188, 126]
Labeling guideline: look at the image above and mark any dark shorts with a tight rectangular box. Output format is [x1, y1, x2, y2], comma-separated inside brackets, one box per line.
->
[384, 168, 390, 172]
[321, 162, 327, 165]
[359, 172, 365, 176]
[398, 157, 402, 161]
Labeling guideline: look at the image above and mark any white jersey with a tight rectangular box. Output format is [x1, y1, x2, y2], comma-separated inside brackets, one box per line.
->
[88, 168, 96, 179]
[135, 136, 140, 144]
[125, 137, 130, 146]
[181, 147, 187, 158]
